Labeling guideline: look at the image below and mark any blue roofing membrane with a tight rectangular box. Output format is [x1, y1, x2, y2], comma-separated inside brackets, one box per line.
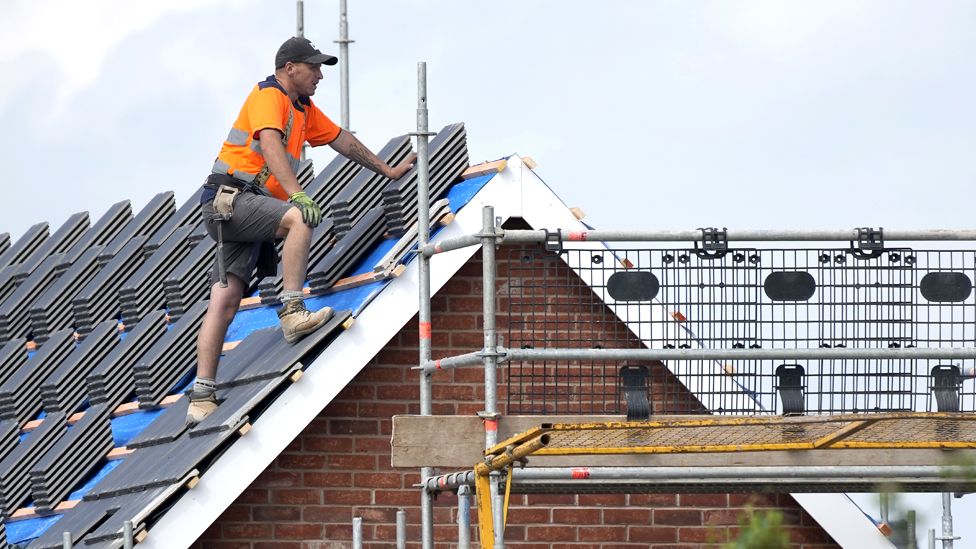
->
[6, 168, 496, 546]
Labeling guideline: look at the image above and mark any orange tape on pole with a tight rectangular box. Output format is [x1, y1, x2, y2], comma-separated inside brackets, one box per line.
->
[419, 321, 432, 340]
[485, 419, 498, 432]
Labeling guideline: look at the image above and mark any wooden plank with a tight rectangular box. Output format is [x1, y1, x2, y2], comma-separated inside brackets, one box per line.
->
[391, 415, 973, 469]
[9, 499, 78, 522]
[521, 156, 538, 169]
[462, 159, 507, 179]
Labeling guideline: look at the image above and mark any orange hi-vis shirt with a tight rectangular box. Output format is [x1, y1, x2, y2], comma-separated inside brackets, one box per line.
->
[212, 75, 341, 200]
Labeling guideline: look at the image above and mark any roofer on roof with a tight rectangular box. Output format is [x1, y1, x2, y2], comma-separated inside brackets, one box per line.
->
[187, 37, 416, 426]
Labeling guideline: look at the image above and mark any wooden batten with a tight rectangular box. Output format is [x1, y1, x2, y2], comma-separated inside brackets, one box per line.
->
[462, 159, 507, 180]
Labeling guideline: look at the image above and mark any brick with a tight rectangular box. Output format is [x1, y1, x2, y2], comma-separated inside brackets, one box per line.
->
[654, 509, 703, 525]
[304, 472, 353, 487]
[552, 508, 601, 523]
[679, 526, 727, 543]
[602, 508, 652, 524]
[329, 419, 379, 435]
[354, 437, 392, 453]
[376, 385, 420, 399]
[253, 543, 302, 549]
[578, 494, 627, 507]
[679, 493, 729, 507]
[578, 525, 627, 542]
[703, 509, 741, 526]
[222, 523, 272, 539]
[302, 435, 354, 453]
[374, 490, 420, 506]
[252, 505, 301, 522]
[270, 489, 321, 505]
[525, 525, 576, 541]
[353, 472, 403, 489]
[322, 489, 372, 505]
[326, 454, 377, 470]
[302, 505, 349, 523]
[525, 494, 576, 506]
[274, 523, 323, 539]
[357, 402, 410, 417]
[276, 453, 326, 470]
[629, 493, 677, 506]
[628, 526, 678, 543]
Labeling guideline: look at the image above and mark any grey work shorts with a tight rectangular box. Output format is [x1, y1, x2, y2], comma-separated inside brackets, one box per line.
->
[201, 189, 293, 287]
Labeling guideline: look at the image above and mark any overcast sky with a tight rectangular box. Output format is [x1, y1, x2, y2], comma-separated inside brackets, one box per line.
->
[2, 0, 975, 544]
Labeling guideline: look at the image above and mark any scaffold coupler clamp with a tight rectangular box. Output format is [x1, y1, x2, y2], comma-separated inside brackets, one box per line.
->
[212, 184, 240, 288]
[851, 226, 884, 259]
[544, 229, 563, 253]
[695, 227, 728, 259]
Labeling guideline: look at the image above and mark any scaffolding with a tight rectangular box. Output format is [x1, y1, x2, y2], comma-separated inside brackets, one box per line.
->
[404, 76, 976, 549]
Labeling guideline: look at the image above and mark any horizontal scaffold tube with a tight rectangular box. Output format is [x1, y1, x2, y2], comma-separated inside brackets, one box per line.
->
[420, 234, 482, 257]
[423, 466, 974, 492]
[419, 346, 976, 374]
[500, 228, 976, 243]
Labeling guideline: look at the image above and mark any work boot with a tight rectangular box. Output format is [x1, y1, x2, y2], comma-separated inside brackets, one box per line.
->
[186, 391, 218, 426]
[278, 300, 333, 343]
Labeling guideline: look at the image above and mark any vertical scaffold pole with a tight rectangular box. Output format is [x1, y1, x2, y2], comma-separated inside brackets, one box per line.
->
[480, 204, 502, 541]
[335, 0, 353, 131]
[122, 521, 134, 549]
[396, 508, 407, 549]
[457, 485, 472, 549]
[62, 532, 72, 549]
[942, 493, 954, 549]
[415, 60, 435, 549]
[296, 0, 304, 37]
[352, 517, 363, 549]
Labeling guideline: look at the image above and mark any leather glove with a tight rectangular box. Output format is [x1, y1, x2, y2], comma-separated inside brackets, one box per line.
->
[289, 191, 322, 228]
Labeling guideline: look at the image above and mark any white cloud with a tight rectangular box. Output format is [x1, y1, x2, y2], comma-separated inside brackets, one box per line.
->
[0, 0, 230, 116]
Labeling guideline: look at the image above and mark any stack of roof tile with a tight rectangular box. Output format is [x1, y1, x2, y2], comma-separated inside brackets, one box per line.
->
[54, 201, 133, 273]
[28, 247, 104, 344]
[330, 136, 413, 238]
[162, 237, 214, 322]
[73, 236, 148, 337]
[0, 338, 27, 392]
[86, 311, 168, 410]
[29, 404, 114, 513]
[381, 123, 468, 236]
[0, 253, 66, 344]
[39, 320, 120, 416]
[134, 301, 208, 408]
[119, 226, 195, 328]
[99, 192, 175, 266]
[0, 222, 49, 302]
[0, 412, 67, 516]
[0, 328, 76, 426]
[307, 207, 386, 293]
[141, 189, 202, 259]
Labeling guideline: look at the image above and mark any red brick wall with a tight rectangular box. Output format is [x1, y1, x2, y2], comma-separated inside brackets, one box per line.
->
[194, 249, 842, 548]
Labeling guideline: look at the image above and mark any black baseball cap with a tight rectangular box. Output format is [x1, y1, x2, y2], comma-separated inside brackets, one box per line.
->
[275, 37, 338, 69]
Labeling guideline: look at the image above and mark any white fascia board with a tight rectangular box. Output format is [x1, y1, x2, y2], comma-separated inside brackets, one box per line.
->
[512, 161, 893, 549]
[140, 164, 524, 549]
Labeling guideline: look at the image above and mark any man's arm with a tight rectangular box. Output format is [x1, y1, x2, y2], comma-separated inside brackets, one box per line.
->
[258, 129, 304, 196]
[329, 129, 416, 180]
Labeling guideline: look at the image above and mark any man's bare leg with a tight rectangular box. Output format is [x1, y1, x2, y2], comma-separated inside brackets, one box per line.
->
[276, 207, 312, 293]
[187, 273, 246, 425]
[275, 206, 333, 342]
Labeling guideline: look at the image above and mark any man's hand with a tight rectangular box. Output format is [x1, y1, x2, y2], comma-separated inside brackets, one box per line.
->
[386, 152, 417, 180]
[289, 191, 323, 228]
